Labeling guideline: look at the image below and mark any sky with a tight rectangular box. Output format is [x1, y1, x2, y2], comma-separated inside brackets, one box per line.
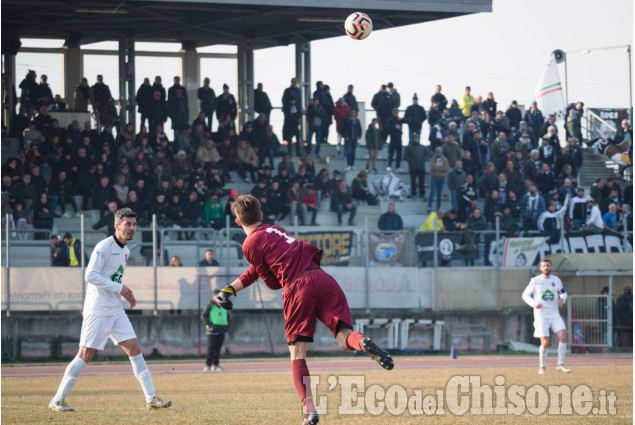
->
[13, 0, 634, 135]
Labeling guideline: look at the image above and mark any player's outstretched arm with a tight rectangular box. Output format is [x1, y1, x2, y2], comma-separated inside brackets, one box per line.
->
[217, 279, 245, 310]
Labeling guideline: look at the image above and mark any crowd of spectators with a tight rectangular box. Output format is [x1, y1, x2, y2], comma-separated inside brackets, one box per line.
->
[2, 71, 633, 244]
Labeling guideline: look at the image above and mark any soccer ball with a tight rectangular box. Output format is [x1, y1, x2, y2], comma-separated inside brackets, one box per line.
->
[344, 12, 373, 40]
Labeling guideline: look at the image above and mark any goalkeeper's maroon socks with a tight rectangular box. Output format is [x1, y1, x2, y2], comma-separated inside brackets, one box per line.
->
[291, 359, 314, 413]
[345, 331, 365, 351]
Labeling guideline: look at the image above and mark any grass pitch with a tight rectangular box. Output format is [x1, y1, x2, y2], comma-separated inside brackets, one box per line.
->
[1, 361, 632, 424]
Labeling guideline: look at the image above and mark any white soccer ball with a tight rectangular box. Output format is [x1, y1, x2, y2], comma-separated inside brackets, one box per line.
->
[344, 12, 373, 40]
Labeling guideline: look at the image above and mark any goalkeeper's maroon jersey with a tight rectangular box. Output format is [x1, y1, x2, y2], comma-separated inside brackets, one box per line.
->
[238, 224, 322, 290]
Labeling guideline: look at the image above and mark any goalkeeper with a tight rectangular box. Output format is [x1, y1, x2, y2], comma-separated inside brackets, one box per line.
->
[218, 194, 393, 425]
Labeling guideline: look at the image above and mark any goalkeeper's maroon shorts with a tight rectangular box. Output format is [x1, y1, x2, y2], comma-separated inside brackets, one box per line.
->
[282, 268, 353, 343]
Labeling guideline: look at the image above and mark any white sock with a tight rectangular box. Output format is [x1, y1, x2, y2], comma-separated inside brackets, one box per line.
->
[557, 342, 567, 365]
[53, 356, 87, 402]
[539, 346, 546, 368]
[129, 353, 155, 403]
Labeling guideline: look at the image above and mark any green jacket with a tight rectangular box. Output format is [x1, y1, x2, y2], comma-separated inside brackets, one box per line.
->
[403, 143, 430, 170]
[202, 300, 230, 334]
[365, 125, 381, 150]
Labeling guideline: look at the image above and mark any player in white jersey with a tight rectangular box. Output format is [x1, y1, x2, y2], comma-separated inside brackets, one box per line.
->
[522, 258, 571, 375]
[49, 208, 171, 412]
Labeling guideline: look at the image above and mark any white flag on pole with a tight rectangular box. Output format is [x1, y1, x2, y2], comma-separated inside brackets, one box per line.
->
[534, 56, 566, 117]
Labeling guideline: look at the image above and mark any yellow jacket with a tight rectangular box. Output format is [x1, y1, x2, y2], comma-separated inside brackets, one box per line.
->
[460, 94, 475, 117]
[419, 212, 444, 231]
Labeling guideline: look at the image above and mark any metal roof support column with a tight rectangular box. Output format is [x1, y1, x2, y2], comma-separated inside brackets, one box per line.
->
[63, 46, 81, 110]
[1, 37, 20, 132]
[126, 39, 136, 128]
[182, 43, 199, 123]
[118, 37, 128, 128]
[237, 42, 254, 129]
[295, 41, 311, 142]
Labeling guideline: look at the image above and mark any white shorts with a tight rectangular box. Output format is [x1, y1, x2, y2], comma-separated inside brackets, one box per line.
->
[533, 314, 566, 338]
[79, 311, 137, 350]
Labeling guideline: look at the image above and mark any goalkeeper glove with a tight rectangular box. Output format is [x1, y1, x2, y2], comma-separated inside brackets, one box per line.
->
[217, 285, 236, 310]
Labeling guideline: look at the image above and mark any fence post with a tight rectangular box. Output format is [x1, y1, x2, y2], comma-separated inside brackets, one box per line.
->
[364, 216, 369, 314]
[433, 217, 438, 269]
[153, 214, 158, 316]
[5, 213, 10, 317]
[81, 214, 86, 303]
[495, 216, 502, 267]
[608, 274, 614, 348]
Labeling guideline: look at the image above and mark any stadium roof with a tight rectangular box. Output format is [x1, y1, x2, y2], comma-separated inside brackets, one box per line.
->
[546, 253, 633, 275]
[1, 0, 491, 51]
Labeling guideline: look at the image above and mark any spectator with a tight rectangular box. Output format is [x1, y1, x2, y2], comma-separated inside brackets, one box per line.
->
[580, 196, 603, 233]
[236, 139, 258, 183]
[286, 180, 308, 226]
[477, 162, 497, 199]
[343, 84, 358, 112]
[601, 188, 621, 215]
[333, 98, 350, 153]
[524, 101, 544, 137]
[167, 87, 189, 143]
[340, 109, 362, 172]
[170, 256, 183, 267]
[313, 168, 332, 208]
[62, 232, 87, 267]
[505, 100, 522, 130]
[535, 163, 556, 203]
[460, 86, 475, 118]
[403, 133, 429, 199]
[601, 178, 622, 205]
[216, 84, 237, 125]
[262, 125, 283, 169]
[419, 209, 445, 232]
[442, 133, 462, 167]
[619, 204, 632, 232]
[378, 203, 403, 233]
[197, 77, 216, 130]
[48, 170, 79, 218]
[91, 201, 117, 235]
[490, 132, 510, 172]
[538, 197, 569, 243]
[428, 147, 449, 212]
[442, 208, 466, 231]
[458, 174, 478, 222]
[569, 188, 587, 231]
[351, 171, 377, 206]
[602, 203, 620, 234]
[365, 118, 381, 172]
[90, 74, 112, 127]
[371, 84, 392, 134]
[302, 184, 319, 226]
[254, 82, 272, 123]
[565, 102, 583, 141]
[428, 118, 447, 151]
[331, 180, 357, 226]
[199, 249, 220, 267]
[483, 190, 503, 229]
[33, 192, 54, 239]
[50, 234, 69, 266]
[282, 97, 301, 156]
[616, 286, 633, 347]
[467, 208, 487, 231]
[203, 193, 226, 230]
[147, 91, 168, 133]
[430, 84, 448, 111]
[447, 160, 466, 212]
[483, 92, 497, 118]
[305, 97, 325, 157]
[404, 93, 426, 140]
[15, 173, 37, 219]
[202, 290, 230, 371]
[521, 184, 545, 230]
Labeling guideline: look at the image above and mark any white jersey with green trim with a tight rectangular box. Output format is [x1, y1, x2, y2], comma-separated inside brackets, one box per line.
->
[522, 274, 567, 316]
[83, 236, 130, 315]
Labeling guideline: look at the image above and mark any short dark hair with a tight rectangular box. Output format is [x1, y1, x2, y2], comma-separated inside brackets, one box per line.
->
[115, 208, 137, 224]
[63, 232, 72, 239]
[540, 258, 552, 265]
